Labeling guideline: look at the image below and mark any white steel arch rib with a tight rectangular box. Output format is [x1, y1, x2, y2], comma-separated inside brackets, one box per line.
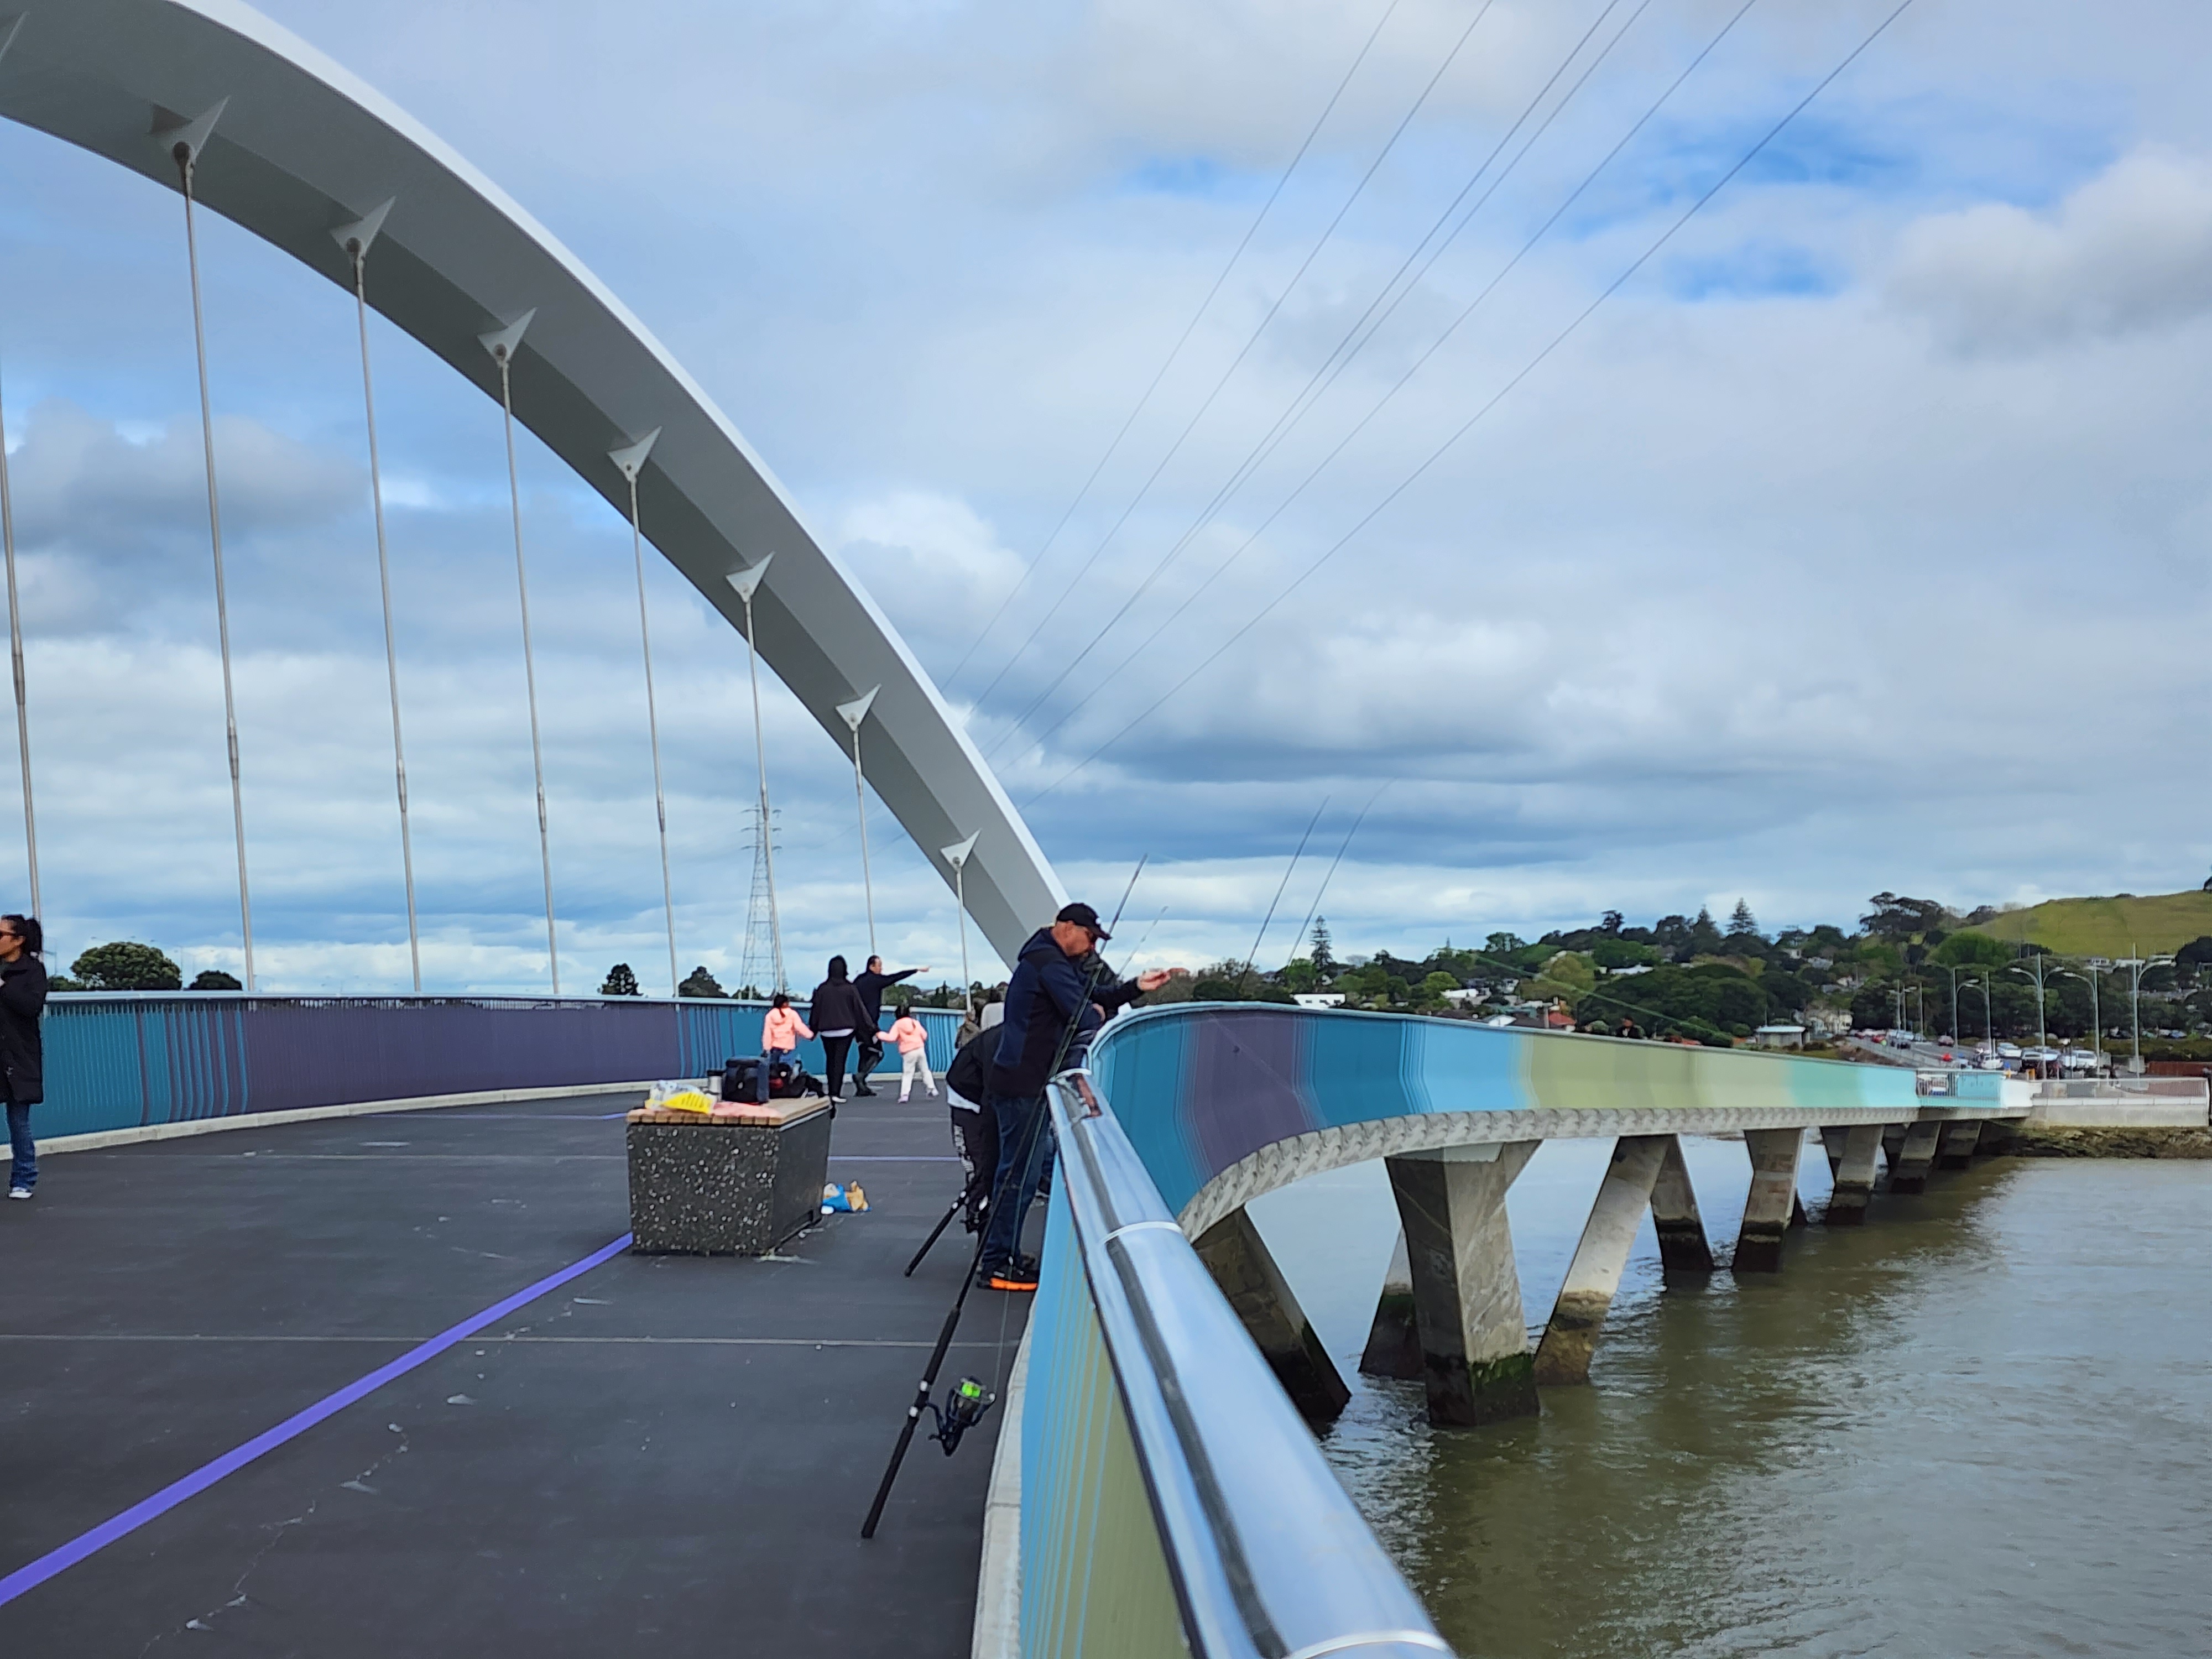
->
[0, 0, 1062, 962]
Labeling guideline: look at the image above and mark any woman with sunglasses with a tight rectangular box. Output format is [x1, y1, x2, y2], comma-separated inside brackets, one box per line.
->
[0, 914, 46, 1200]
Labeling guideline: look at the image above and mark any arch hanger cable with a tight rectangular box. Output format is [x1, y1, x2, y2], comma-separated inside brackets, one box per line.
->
[335, 199, 423, 994]
[609, 429, 681, 999]
[166, 101, 256, 991]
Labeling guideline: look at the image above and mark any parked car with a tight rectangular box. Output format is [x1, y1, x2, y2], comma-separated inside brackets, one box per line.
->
[1996, 1042, 2022, 1060]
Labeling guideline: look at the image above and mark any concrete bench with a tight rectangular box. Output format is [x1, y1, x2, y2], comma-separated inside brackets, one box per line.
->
[625, 1095, 834, 1255]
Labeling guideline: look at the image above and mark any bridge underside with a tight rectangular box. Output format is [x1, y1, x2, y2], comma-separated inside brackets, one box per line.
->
[0, 1097, 1016, 1653]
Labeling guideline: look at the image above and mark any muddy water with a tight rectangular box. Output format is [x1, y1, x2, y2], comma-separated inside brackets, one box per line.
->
[1248, 1140, 2212, 1658]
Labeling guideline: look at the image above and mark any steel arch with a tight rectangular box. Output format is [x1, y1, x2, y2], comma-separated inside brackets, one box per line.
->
[0, 0, 1062, 963]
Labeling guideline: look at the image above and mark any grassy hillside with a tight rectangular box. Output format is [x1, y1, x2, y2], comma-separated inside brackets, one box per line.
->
[1968, 890, 2212, 957]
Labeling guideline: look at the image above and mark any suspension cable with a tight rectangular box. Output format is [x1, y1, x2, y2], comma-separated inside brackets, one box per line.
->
[175, 140, 255, 991]
[0, 354, 38, 925]
[490, 337, 560, 995]
[621, 461, 680, 999]
[347, 235, 422, 993]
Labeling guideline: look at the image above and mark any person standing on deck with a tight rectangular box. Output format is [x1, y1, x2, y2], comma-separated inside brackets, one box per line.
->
[851, 954, 930, 1098]
[975, 903, 1173, 1291]
[808, 956, 873, 1101]
[1, 915, 49, 1201]
[761, 990, 811, 1078]
[887, 1001, 937, 1102]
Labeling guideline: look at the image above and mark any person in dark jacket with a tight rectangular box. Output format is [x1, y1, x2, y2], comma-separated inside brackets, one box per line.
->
[976, 903, 1171, 1290]
[1, 914, 49, 1199]
[943, 1003, 1003, 1232]
[851, 954, 930, 1097]
[807, 956, 873, 1100]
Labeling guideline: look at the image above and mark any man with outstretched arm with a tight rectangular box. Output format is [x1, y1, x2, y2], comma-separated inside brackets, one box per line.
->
[852, 954, 930, 1098]
[975, 903, 1172, 1292]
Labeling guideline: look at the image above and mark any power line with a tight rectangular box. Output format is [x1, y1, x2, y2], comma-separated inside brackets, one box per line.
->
[993, 0, 1756, 763]
[940, 0, 1407, 693]
[1017, 0, 1919, 808]
[961, 0, 1506, 714]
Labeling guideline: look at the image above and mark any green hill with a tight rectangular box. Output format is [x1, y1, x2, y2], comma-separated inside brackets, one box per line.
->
[1966, 890, 2212, 957]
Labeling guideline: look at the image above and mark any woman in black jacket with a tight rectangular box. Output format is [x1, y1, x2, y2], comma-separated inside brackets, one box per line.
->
[1, 914, 49, 1199]
[807, 956, 872, 1100]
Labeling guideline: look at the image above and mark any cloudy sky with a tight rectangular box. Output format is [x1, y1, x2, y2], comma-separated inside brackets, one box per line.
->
[0, 0, 2206, 990]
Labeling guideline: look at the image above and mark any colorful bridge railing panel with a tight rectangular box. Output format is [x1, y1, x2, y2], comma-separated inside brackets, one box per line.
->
[35, 995, 963, 1139]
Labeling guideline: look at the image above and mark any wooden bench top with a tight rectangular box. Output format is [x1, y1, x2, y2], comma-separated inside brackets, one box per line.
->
[628, 1095, 833, 1128]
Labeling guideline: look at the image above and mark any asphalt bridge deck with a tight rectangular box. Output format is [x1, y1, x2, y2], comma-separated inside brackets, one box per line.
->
[0, 1093, 1024, 1656]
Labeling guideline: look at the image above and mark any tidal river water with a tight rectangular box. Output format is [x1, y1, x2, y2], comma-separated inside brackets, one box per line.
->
[1248, 1139, 2212, 1658]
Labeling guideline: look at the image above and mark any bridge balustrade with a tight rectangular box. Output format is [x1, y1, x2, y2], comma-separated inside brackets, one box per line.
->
[36, 993, 963, 1141]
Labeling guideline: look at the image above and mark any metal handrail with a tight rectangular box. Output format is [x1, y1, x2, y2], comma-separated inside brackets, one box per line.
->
[1045, 1070, 1454, 1659]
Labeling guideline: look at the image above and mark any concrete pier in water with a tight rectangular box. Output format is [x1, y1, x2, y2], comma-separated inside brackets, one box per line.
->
[1385, 1141, 1541, 1426]
[1534, 1135, 1670, 1386]
[1193, 1208, 1350, 1423]
[1733, 1128, 1806, 1272]
[1822, 1124, 1885, 1225]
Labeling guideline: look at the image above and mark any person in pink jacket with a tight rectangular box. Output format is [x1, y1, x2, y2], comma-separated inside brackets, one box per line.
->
[888, 1003, 936, 1102]
[762, 992, 811, 1074]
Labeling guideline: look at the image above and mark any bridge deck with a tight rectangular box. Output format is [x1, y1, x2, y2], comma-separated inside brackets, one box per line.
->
[0, 1093, 1018, 1655]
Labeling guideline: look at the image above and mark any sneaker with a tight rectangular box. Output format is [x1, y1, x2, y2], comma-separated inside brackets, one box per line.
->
[853, 1086, 877, 1098]
[7, 1186, 30, 1200]
[982, 1267, 1039, 1292]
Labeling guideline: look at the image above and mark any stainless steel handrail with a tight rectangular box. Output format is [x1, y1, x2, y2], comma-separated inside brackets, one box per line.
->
[1045, 1069, 1454, 1659]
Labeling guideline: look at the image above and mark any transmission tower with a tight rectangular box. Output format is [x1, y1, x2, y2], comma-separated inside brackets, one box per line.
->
[738, 802, 785, 994]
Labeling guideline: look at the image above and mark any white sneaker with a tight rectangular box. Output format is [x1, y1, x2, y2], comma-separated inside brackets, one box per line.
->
[7, 1186, 30, 1200]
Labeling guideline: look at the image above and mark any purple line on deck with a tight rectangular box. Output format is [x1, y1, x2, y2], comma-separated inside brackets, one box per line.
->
[0, 1233, 633, 1609]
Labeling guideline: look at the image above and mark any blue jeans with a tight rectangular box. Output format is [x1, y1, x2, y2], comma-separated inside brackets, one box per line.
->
[978, 1089, 1051, 1275]
[6, 1099, 32, 1190]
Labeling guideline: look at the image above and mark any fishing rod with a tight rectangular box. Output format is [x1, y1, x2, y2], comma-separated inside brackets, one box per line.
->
[1235, 798, 1327, 997]
[861, 857, 1147, 1538]
[1286, 783, 1387, 972]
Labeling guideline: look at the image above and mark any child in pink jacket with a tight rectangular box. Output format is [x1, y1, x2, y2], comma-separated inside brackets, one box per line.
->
[888, 1004, 936, 1102]
[762, 992, 810, 1074]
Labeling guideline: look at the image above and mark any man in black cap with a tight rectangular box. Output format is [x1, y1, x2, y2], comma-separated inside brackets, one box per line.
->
[975, 901, 1171, 1291]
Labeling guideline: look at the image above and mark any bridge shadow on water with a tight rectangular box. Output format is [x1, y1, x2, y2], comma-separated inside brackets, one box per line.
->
[0, 1096, 1018, 1656]
[1263, 1143, 2212, 1659]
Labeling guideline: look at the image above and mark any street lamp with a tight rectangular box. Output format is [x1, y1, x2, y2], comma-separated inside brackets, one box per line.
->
[2056, 967, 2101, 1075]
[2116, 949, 2176, 1075]
[1938, 963, 1965, 1046]
[1963, 968, 1995, 1050]
[2005, 953, 2053, 1062]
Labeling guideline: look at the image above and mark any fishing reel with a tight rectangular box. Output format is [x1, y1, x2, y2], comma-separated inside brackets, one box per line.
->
[924, 1376, 996, 1456]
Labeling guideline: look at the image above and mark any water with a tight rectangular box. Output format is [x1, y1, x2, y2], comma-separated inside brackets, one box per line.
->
[1248, 1140, 2212, 1658]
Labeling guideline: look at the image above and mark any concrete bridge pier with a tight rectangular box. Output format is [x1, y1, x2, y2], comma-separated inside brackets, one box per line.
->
[1193, 1208, 1350, 1425]
[1936, 1119, 1984, 1170]
[1534, 1135, 1669, 1386]
[1820, 1124, 1885, 1226]
[1384, 1141, 1542, 1427]
[1358, 1229, 1422, 1380]
[1888, 1121, 1944, 1194]
[1881, 1124, 1907, 1178]
[1732, 1128, 1806, 1272]
[1649, 1135, 1714, 1274]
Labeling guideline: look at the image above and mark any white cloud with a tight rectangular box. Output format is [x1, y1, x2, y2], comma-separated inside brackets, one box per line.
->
[1888, 147, 2212, 351]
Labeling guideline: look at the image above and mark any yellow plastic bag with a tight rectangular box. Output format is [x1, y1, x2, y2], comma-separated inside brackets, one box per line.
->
[661, 1088, 713, 1115]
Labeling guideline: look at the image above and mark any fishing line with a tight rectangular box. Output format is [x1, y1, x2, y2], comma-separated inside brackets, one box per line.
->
[1238, 797, 1328, 994]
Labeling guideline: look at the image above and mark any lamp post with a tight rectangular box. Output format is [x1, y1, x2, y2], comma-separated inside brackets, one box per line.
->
[2005, 953, 2052, 1062]
[2056, 967, 2101, 1075]
[942, 832, 978, 1020]
[836, 687, 880, 961]
[1965, 969, 1995, 1050]
[2117, 949, 2175, 1075]
[727, 558, 784, 992]
[1939, 963, 1964, 1046]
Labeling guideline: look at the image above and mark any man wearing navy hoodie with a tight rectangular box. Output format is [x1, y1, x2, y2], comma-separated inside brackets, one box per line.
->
[976, 902, 1170, 1291]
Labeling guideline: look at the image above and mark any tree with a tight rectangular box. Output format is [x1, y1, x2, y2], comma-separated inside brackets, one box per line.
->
[1860, 893, 1948, 942]
[1726, 899, 1761, 941]
[1308, 917, 1337, 976]
[1484, 931, 1526, 958]
[1931, 931, 2010, 969]
[600, 963, 641, 997]
[1600, 910, 1624, 935]
[1685, 907, 1723, 959]
[1591, 936, 1658, 970]
[71, 941, 181, 991]
[190, 969, 242, 990]
[677, 965, 726, 999]
[2175, 936, 2212, 970]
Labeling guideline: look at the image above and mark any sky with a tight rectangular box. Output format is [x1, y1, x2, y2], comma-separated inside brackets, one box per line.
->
[0, 0, 2206, 991]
